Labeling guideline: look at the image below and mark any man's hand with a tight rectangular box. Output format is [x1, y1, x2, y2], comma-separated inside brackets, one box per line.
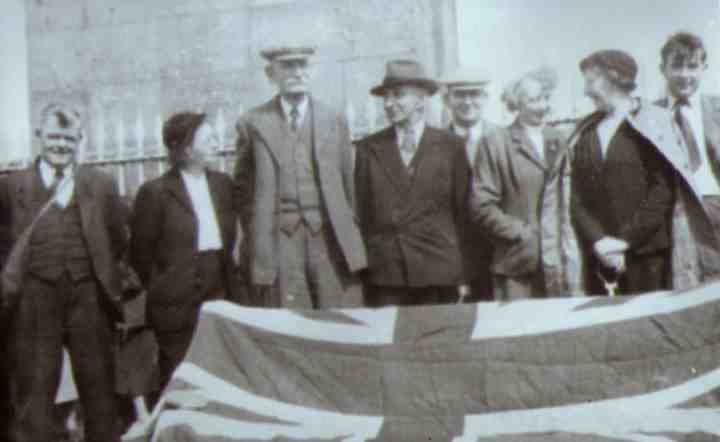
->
[593, 237, 628, 258]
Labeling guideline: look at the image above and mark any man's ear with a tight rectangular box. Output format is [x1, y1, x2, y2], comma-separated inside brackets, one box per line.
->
[264, 64, 274, 80]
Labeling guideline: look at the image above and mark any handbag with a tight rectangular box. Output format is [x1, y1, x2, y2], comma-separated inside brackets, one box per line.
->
[1, 177, 70, 311]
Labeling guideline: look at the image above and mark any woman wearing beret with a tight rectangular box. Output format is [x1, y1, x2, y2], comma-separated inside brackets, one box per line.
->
[130, 112, 240, 391]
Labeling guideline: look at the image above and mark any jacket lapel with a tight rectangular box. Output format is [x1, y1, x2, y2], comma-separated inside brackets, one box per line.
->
[509, 120, 546, 171]
[626, 103, 702, 197]
[164, 168, 194, 215]
[251, 96, 293, 166]
[74, 166, 97, 236]
[311, 99, 337, 177]
[368, 127, 412, 193]
[702, 95, 720, 184]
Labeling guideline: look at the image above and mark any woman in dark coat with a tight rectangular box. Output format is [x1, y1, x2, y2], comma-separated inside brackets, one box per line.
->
[130, 112, 240, 391]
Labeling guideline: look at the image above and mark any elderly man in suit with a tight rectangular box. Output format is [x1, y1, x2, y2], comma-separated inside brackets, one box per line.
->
[653, 32, 720, 288]
[131, 112, 240, 394]
[233, 46, 366, 309]
[472, 68, 581, 299]
[441, 66, 498, 302]
[0, 103, 125, 442]
[571, 50, 690, 295]
[355, 59, 471, 307]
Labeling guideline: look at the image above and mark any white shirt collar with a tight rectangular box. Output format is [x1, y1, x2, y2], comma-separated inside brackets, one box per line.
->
[395, 119, 426, 145]
[38, 158, 74, 188]
[280, 95, 309, 122]
[38, 158, 75, 208]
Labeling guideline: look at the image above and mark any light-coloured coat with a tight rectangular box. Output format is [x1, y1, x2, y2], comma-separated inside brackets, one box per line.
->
[233, 96, 367, 286]
[653, 94, 720, 288]
[472, 120, 583, 297]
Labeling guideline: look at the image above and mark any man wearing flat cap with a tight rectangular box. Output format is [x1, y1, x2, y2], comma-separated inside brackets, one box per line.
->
[441, 66, 498, 301]
[570, 49, 691, 295]
[233, 46, 366, 309]
[653, 32, 720, 288]
[355, 59, 471, 306]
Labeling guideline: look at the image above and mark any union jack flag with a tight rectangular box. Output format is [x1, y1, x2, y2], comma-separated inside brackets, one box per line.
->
[125, 281, 720, 442]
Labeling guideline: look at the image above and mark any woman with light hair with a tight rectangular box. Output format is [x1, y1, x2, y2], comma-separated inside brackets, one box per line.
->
[471, 68, 582, 299]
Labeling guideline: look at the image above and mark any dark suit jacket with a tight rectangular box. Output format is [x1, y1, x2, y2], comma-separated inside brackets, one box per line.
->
[354, 125, 471, 287]
[571, 113, 675, 256]
[472, 120, 568, 277]
[130, 168, 238, 331]
[233, 96, 367, 285]
[0, 161, 127, 319]
[448, 121, 499, 287]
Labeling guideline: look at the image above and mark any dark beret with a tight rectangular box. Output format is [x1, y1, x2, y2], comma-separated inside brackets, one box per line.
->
[579, 49, 638, 91]
[162, 112, 206, 152]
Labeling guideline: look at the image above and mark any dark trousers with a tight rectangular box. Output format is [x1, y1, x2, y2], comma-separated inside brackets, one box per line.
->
[585, 249, 671, 296]
[8, 273, 118, 442]
[154, 251, 226, 393]
[365, 285, 460, 307]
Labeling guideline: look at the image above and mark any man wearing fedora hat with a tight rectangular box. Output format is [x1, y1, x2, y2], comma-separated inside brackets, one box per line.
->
[233, 46, 366, 309]
[570, 50, 683, 295]
[441, 66, 499, 302]
[355, 59, 471, 306]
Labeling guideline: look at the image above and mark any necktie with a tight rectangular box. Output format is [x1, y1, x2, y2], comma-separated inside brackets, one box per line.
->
[48, 167, 64, 195]
[400, 126, 416, 162]
[289, 106, 300, 132]
[674, 99, 702, 172]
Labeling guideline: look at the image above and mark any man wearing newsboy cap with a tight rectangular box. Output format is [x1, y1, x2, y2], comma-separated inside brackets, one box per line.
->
[233, 46, 366, 309]
[569, 49, 710, 295]
[355, 59, 472, 306]
[441, 66, 499, 302]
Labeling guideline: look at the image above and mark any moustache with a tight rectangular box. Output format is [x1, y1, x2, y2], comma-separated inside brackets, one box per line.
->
[46, 146, 75, 154]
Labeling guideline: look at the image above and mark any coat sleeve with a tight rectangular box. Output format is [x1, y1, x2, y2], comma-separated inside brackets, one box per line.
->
[129, 182, 161, 287]
[470, 134, 529, 242]
[353, 141, 370, 239]
[233, 117, 255, 234]
[0, 176, 11, 268]
[616, 147, 675, 249]
[338, 115, 356, 211]
[105, 176, 129, 261]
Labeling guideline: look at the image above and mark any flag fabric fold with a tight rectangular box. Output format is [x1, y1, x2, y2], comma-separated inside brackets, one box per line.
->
[124, 281, 720, 442]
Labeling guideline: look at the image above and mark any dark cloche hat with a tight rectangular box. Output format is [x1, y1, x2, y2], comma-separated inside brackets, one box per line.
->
[580, 49, 638, 91]
[371, 59, 439, 96]
[162, 112, 206, 152]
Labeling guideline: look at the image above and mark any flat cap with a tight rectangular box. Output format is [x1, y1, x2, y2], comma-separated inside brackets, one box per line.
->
[260, 46, 316, 62]
[580, 49, 638, 91]
[440, 66, 492, 90]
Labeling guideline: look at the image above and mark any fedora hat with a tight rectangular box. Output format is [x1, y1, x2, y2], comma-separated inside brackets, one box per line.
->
[371, 59, 439, 96]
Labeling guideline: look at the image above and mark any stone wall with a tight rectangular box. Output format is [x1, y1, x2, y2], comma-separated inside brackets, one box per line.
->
[26, 0, 457, 174]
